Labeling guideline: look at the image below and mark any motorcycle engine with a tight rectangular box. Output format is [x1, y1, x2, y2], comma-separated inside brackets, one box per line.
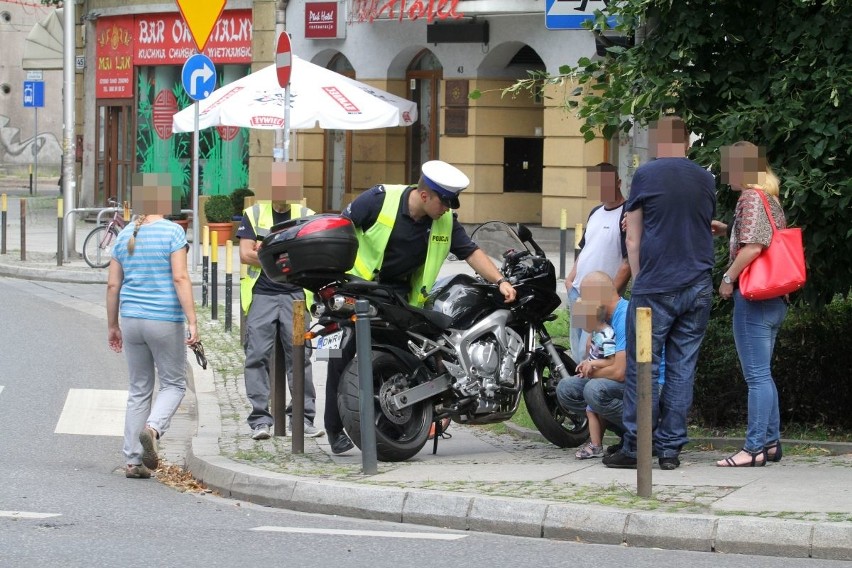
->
[444, 328, 524, 404]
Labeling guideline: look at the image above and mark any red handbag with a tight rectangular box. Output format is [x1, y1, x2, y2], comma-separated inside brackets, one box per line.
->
[738, 190, 806, 300]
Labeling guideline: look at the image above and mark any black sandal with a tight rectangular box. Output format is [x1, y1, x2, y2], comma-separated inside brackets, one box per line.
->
[717, 448, 766, 467]
[764, 440, 783, 462]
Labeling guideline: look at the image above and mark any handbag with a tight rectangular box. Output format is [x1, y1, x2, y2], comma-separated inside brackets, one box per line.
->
[738, 190, 806, 300]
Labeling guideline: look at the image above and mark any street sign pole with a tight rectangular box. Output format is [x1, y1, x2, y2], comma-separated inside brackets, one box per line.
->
[33, 106, 38, 196]
[192, 101, 200, 268]
[284, 88, 290, 162]
[181, 53, 216, 269]
[275, 32, 292, 163]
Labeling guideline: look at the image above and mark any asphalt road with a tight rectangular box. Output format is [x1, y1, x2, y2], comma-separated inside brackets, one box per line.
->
[0, 277, 847, 567]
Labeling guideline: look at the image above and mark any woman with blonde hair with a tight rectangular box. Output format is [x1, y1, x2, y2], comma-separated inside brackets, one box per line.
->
[716, 141, 788, 467]
[107, 174, 199, 479]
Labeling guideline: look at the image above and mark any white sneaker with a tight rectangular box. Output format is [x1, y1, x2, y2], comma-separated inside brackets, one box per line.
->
[303, 423, 325, 438]
[288, 419, 325, 438]
[251, 424, 271, 440]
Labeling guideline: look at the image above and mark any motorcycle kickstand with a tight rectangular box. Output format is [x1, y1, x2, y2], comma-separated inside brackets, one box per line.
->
[429, 418, 451, 455]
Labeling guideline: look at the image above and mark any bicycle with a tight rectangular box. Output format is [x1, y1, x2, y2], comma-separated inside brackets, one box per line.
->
[82, 199, 128, 269]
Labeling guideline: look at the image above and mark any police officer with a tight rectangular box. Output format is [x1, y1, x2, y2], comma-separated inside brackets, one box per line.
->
[324, 160, 516, 454]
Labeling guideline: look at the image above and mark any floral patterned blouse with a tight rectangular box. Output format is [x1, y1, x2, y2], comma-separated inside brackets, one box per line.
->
[729, 188, 787, 263]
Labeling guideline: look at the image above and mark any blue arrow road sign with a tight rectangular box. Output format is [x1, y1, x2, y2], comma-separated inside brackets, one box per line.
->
[23, 81, 45, 108]
[181, 54, 217, 101]
[545, 0, 616, 30]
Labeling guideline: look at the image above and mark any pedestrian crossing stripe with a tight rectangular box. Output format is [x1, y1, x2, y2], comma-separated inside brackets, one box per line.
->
[54, 389, 126, 437]
[0, 511, 61, 520]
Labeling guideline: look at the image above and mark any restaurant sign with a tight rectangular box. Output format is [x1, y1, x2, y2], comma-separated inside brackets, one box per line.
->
[95, 10, 253, 99]
[305, 2, 346, 39]
[349, 0, 464, 23]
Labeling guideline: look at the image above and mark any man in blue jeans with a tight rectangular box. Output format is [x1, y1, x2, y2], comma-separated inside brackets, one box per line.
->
[603, 116, 716, 471]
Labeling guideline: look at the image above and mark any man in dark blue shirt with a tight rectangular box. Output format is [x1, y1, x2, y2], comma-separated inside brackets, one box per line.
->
[604, 116, 716, 471]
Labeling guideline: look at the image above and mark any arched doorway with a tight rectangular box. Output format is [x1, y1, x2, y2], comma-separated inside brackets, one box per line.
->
[406, 50, 441, 181]
[323, 54, 355, 212]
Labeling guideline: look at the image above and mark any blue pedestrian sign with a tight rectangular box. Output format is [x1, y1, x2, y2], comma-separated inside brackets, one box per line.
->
[23, 81, 45, 108]
[545, 0, 616, 30]
[181, 54, 216, 101]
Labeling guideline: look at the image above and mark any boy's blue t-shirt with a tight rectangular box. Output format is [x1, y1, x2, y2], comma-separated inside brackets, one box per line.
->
[113, 219, 188, 322]
[611, 297, 665, 384]
[625, 157, 716, 294]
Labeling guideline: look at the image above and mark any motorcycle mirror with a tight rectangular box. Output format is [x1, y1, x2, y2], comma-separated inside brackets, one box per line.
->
[515, 223, 545, 257]
[515, 223, 533, 242]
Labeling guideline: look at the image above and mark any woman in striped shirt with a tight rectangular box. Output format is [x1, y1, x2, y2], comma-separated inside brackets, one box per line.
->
[106, 180, 198, 479]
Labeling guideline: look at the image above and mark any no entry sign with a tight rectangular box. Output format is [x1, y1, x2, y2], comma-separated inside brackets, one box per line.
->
[276, 32, 292, 88]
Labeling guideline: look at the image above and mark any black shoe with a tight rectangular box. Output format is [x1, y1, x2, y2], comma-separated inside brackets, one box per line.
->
[605, 440, 623, 456]
[659, 456, 681, 470]
[328, 430, 354, 455]
[602, 450, 637, 469]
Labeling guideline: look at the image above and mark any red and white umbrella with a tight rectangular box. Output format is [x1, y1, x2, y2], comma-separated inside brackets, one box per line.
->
[172, 55, 417, 132]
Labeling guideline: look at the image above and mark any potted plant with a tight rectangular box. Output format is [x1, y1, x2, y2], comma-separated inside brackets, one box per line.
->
[204, 194, 235, 245]
[230, 188, 255, 219]
[230, 188, 254, 239]
[166, 211, 190, 233]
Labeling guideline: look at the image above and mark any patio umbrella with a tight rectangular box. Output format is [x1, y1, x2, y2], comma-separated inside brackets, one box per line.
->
[172, 55, 417, 132]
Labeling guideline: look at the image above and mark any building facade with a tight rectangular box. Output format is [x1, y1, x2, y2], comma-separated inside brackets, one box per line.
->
[1, 1, 63, 175]
[66, 0, 628, 227]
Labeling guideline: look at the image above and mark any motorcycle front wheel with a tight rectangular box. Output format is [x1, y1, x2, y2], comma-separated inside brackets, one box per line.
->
[338, 351, 433, 462]
[523, 347, 588, 448]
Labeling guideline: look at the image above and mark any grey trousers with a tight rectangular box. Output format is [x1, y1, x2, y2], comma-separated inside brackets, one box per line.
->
[122, 317, 187, 465]
[243, 292, 316, 428]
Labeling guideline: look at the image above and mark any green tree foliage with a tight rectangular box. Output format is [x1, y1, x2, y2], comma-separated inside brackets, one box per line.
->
[518, 0, 852, 305]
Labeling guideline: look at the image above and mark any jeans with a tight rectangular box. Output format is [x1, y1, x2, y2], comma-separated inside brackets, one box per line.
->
[733, 290, 788, 452]
[556, 376, 626, 436]
[622, 276, 713, 458]
[243, 293, 316, 429]
[567, 286, 589, 361]
[122, 317, 186, 465]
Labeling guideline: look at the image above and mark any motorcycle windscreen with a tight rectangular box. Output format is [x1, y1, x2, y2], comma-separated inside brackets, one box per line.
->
[469, 221, 533, 267]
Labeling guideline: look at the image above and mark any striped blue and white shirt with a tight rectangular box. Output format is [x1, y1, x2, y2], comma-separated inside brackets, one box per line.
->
[113, 219, 188, 322]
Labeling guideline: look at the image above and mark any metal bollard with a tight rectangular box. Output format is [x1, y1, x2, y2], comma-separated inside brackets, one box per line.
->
[20, 199, 26, 261]
[56, 198, 63, 266]
[210, 229, 218, 320]
[636, 307, 653, 498]
[355, 300, 378, 474]
[224, 240, 233, 332]
[558, 209, 567, 280]
[239, 264, 247, 344]
[1, 193, 7, 255]
[202, 226, 209, 307]
[574, 222, 583, 261]
[271, 329, 288, 437]
[291, 299, 306, 453]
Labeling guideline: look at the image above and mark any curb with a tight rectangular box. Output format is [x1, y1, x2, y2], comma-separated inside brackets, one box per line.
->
[185, 358, 851, 560]
[504, 423, 852, 456]
[0, 261, 207, 286]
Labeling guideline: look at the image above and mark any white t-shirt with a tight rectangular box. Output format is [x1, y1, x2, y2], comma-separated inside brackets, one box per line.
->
[571, 203, 627, 291]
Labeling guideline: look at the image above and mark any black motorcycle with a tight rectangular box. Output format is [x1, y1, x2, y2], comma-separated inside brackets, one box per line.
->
[260, 217, 587, 462]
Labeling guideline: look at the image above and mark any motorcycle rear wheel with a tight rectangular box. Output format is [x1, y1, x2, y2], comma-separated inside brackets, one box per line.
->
[523, 347, 588, 448]
[338, 351, 433, 462]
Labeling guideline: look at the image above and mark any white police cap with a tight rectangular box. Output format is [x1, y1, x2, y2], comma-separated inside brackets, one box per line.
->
[420, 160, 469, 209]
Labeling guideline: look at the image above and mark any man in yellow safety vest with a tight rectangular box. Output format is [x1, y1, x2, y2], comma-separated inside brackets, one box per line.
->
[237, 200, 324, 441]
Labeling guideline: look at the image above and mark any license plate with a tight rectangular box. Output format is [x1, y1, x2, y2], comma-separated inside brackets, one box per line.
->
[317, 330, 343, 351]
